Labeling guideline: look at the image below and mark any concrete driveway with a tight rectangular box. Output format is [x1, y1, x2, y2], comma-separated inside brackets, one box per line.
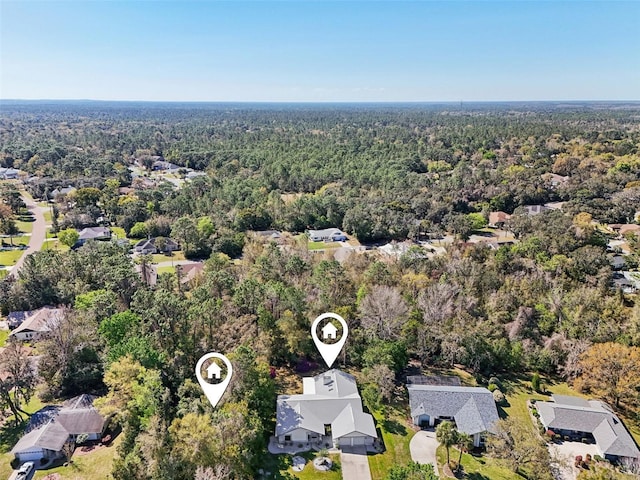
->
[549, 441, 600, 480]
[340, 445, 372, 480]
[410, 430, 439, 475]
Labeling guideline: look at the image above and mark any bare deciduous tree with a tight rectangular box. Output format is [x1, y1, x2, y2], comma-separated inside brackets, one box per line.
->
[359, 285, 408, 340]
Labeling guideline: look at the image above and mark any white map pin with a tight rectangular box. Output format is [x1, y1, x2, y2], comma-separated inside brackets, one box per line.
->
[311, 312, 349, 368]
[195, 352, 233, 408]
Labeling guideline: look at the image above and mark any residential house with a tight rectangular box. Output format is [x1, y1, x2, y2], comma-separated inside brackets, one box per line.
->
[152, 160, 180, 171]
[378, 241, 413, 258]
[275, 369, 377, 449]
[6, 310, 35, 329]
[77, 227, 111, 245]
[176, 262, 205, 286]
[542, 173, 569, 188]
[610, 255, 626, 270]
[185, 171, 207, 180]
[612, 272, 638, 294]
[50, 186, 76, 199]
[407, 377, 500, 447]
[9, 307, 63, 341]
[537, 395, 640, 463]
[488, 211, 511, 228]
[135, 263, 158, 287]
[620, 224, 640, 236]
[523, 205, 550, 216]
[11, 395, 108, 463]
[0, 167, 19, 179]
[250, 230, 283, 243]
[308, 228, 347, 242]
[133, 237, 180, 255]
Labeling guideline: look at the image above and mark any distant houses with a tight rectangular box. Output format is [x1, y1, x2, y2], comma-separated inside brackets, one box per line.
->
[407, 376, 499, 447]
[133, 237, 180, 255]
[11, 395, 108, 463]
[307, 228, 347, 242]
[488, 211, 511, 228]
[537, 395, 640, 463]
[275, 369, 377, 449]
[0, 167, 20, 180]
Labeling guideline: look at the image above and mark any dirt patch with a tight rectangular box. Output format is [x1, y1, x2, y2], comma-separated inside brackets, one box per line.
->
[75, 443, 110, 456]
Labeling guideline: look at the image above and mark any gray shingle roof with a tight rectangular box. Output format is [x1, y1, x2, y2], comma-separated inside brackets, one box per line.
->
[10, 307, 63, 336]
[407, 385, 499, 436]
[11, 395, 106, 455]
[537, 397, 639, 459]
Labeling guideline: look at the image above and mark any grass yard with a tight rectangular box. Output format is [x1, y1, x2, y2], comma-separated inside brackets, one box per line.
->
[16, 219, 34, 234]
[259, 451, 341, 480]
[42, 239, 70, 252]
[33, 436, 122, 480]
[43, 210, 52, 223]
[308, 241, 341, 250]
[0, 330, 9, 347]
[436, 445, 524, 480]
[157, 265, 176, 274]
[151, 251, 186, 263]
[0, 270, 7, 280]
[0, 249, 24, 266]
[368, 408, 415, 480]
[109, 227, 127, 240]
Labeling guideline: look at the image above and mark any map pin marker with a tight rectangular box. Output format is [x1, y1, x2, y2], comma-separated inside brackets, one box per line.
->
[311, 312, 349, 368]
[195, 352, 233, 408]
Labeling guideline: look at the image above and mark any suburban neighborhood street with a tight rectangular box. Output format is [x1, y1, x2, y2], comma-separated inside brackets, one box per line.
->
[8, 194, 47, 278]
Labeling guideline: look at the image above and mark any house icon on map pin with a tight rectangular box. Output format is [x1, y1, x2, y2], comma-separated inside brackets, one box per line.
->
[321, 321, 338, 340]
[206, 361, 222, 380]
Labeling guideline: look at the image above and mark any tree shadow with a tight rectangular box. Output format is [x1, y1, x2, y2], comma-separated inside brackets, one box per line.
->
[0, 419, 27, 454]
[466, 473, 491, 480]
[382, 418, 408, 436]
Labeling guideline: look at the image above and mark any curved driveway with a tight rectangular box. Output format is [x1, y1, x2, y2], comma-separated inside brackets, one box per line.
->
[410, 430, 439, 475]
[8, 194, 47, 278]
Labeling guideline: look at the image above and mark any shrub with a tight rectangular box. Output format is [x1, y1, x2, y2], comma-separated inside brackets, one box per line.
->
[531, 373, 541, 392]
[488, 376, 502, 389]
[575, 455, 583, 468]
[488, 383, 498, 392]
[493, 389, 506, 405]
[585, 453, 592, 464]
[593, 455, 604, 462]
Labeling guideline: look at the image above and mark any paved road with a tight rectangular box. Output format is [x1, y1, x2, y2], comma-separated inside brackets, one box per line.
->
[8, 195, 47, 278]
[340, 445, 372, 480]
[410, 430, 440, 476]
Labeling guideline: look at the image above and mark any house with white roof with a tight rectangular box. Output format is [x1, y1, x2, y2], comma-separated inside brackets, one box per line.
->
[308, 228, 347, 242]
[407, 377, 499, 447]
[275, 369, 377, 449]
[537, 395, 640, 462]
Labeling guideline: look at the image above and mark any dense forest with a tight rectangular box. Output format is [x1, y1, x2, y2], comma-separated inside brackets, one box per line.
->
[1, 102, 639, 480]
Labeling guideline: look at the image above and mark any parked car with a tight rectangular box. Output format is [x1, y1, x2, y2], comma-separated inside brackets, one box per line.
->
[16, 461, 34, 478]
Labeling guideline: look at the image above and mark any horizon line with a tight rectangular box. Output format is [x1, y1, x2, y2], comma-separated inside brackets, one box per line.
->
[2, 98, 640, 104]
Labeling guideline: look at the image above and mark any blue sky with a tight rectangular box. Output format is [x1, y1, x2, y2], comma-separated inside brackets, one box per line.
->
[1, 1, 638, 101]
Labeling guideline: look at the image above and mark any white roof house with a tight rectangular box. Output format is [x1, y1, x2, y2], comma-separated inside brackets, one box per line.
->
[275, 369, 377, 448]
[308, 228, 347, 242]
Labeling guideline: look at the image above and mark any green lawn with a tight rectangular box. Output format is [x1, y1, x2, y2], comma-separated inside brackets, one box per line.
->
[0, 249, 24, 266]
[151, 251, 186, 263]
[260, 451, 341, 480]
[42, 239, 69, 252]
[436, 445, 523, 480]
[109, 227, 127, 240]
[368, 408, 415, 480]
[16, 219, 34, 234]
[33, 436, 122, 480]
[157, 266, 176, 274]
[0, 270, 7, 280]
[43, 210, 52, 223]
[1, 235, 30, 246]
[0, 330, 9, 347]
[308, 241, 341, 250]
